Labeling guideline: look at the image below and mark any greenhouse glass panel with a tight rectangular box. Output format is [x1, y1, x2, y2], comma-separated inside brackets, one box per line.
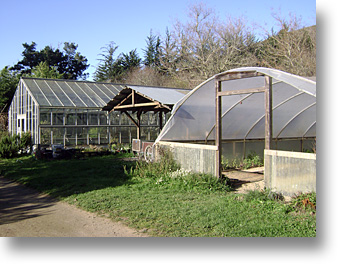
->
[52, 128, 64, 144]
[40, 128, 52, 145]
[45, 80, 75, 107]
[40, 109, 51, 125]
[120, 127, 131, 143]
[88, 111, 99, 125]
[99, 112, 108, 125]
[66, 127, 76, 146]
[110, 127, 120, 143]
[109, 111, 120, 125]
[36, 80, 63, 107]
[99, 127, 109, 144]
[89, 127, 99, 144]
[67, 82, 98, 108]
[120, 113, 131, 125]
[52, 109, 64, 125]
[76, 110, 88, 125]
[77, 83, 107, 107]
[66, 109, 76, 125]
[77, 127, 88, 145]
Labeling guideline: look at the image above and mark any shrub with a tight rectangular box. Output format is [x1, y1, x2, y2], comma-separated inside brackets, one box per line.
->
[125, 148, 180, 178]
[0, 131, 32, 158]
[0, 133, 20, 158]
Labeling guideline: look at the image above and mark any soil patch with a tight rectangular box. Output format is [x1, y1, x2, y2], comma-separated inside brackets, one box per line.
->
[223, 167, 264, 194]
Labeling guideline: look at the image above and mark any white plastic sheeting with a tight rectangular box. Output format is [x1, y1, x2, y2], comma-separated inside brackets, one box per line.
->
[156, 67, 316, 142]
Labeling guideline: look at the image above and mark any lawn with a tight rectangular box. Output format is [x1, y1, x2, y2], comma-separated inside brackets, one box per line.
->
[0, 154, 316, 237]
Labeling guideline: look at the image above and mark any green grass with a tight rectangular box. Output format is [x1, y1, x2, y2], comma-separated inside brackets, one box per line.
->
[0, 154, 316, 237]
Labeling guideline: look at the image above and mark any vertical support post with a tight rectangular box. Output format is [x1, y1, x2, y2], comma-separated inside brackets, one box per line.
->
[215, 80, 222, 178]
[137, 110, 141, 139]
[265, 76, 273, 150]
[159, 111, 163, 132]
[132, 90, 135, 106]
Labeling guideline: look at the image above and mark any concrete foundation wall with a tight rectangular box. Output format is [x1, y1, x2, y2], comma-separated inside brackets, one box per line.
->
[155, 141, 217, 175]
[264, 149, 316, 196]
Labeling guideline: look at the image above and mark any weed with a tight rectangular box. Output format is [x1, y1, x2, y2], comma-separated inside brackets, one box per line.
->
[285, 192, 316, 214]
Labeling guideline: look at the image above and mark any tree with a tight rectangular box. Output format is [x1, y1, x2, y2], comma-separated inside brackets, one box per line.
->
[157, 3, 259, 87]
[119, 49, 141, 74]
[143, 31, 161, 68]
[94, 42, 122, 82]
[94, 42, 141, 83]
[29, 61, 65, 79]
[255, 13, 316, 76]
[10, 42, 89, 80]
[0, 67, 19, 112]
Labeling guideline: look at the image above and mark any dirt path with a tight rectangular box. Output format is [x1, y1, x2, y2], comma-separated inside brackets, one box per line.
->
[0, 176, 148, 237]
[222, 168, 265, 194]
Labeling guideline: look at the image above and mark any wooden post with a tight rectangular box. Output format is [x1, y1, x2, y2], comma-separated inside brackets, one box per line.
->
[137, 110, 141, 139]
[159, 111, 163, 132]
[215, 80, 222, 178]
[265, 76, 272, 150]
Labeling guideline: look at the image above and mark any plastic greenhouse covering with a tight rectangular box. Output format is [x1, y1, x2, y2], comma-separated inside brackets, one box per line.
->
[156, 67, 316, 143]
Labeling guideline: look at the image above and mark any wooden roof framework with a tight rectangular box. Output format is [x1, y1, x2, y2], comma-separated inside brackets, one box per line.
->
[105, 88, 175, 139]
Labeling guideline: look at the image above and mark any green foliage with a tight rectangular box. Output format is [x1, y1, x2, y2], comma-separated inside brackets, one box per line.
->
[244, 188, 284, 202]
[0, 133, 20, 158]
[0, 131, 32, 158]
[242, 152, 263, 169]
[143, 31, 161, 68]
[10, 42, 89, 80]
[286, 192, 316, 214]
[94, 42, 141, 82]
[222, 152, 263, 170]
[125, 148, 179, 178]
[0, 67, 19, 112]
[28, 61, 64, 79]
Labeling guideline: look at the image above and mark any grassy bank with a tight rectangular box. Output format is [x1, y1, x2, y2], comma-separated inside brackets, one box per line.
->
[0, 155, 316, 237]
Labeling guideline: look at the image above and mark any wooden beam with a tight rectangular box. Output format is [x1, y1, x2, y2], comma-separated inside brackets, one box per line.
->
[265, 76, 273, 150]
[215, 80, 222, 178]
[218, 87, 266, 96]
[123, 111, 139, 127]
[115, 93, 132, 108]
[112, 102, 160, 110]
[215, 71, 263, 82]
[132, 90, 135, 106]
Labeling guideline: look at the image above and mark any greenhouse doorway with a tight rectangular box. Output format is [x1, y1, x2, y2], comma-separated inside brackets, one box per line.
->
[17, 114, 26, 135]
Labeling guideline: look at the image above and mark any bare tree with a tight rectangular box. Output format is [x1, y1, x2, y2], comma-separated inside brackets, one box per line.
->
[256, 13, 316, 76]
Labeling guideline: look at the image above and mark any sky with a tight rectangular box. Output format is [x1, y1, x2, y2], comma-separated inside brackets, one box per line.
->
[0, 0, 317, 80]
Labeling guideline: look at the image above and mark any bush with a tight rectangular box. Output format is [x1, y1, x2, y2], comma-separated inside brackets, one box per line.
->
[0, 131, 32, 158]
[125, 148, 180, 178]
[0, 133, 20, 158]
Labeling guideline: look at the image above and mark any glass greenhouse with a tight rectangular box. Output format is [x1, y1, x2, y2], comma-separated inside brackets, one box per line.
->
[156, 67, 316, 161]
[8, 78, 185, 147]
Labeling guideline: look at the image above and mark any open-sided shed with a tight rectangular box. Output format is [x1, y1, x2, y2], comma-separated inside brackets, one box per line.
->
[102, 85, 188, 139]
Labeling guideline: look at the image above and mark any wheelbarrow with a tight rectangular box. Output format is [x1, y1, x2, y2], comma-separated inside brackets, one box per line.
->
[132, 139, 154, 162]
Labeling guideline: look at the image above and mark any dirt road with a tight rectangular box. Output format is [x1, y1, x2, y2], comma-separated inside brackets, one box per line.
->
[0, 176, 148, 237]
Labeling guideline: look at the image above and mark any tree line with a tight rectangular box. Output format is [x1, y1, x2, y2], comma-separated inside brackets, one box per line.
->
[1, 3, 316, 114]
